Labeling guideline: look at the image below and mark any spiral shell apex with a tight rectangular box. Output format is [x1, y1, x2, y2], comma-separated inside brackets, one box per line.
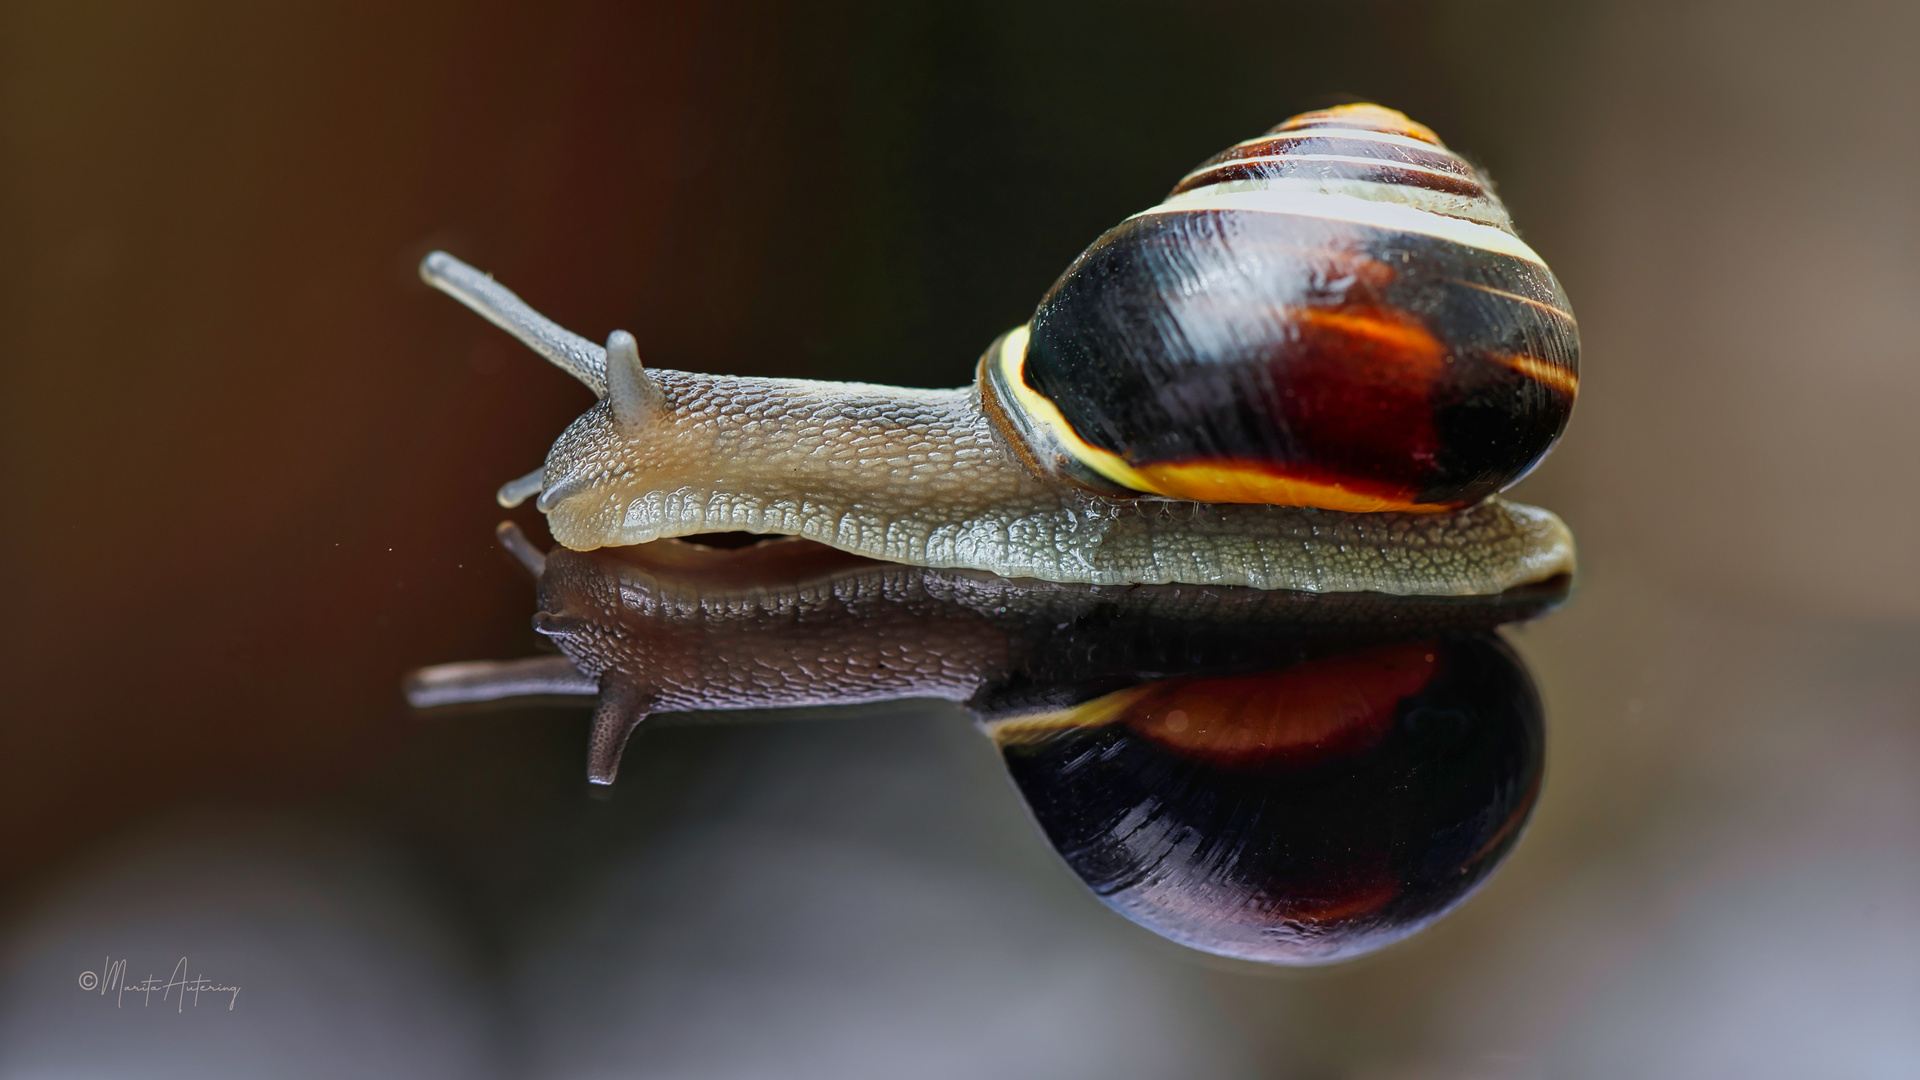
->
[986, 103, 1579, 514]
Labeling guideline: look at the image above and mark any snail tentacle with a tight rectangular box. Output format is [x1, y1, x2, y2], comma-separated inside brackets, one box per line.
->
[496, 466, 545, 509]
[420, 252, 608, 394]
[604, 329, 663, 428]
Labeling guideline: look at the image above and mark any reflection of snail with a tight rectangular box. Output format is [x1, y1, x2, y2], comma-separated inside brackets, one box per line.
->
[406, 528, 1549, 964]
[407, 524, 1562, 783]
[423, 104, 1576, 596]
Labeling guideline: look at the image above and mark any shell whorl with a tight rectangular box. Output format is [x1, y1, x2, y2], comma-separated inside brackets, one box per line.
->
[1164, 104, 1515, 231]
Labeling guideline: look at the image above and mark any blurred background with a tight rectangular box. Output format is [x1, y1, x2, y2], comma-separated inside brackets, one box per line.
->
[2, 1, 1916, 1076]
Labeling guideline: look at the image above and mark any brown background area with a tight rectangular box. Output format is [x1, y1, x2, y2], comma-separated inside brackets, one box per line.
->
[3, 1, 1917, 1075]
[0, 0, 1599, 890]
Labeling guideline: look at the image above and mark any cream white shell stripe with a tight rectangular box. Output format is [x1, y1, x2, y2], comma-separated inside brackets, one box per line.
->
[1196, 152, 1479, 189]
[1222, 126, 1460, 157]
[1165, 176, 1513, 231]
[1135, 188, 1545, 267]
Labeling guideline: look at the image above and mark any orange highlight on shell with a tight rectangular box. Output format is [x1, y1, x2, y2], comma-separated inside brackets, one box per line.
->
[1493, 352, 1580, 398]
[1292, 306, 1446, 367]
[1130, 460, 1460, 514]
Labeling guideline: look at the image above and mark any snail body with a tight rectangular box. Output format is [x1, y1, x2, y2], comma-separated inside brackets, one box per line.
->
[425, 104, 1576, 596]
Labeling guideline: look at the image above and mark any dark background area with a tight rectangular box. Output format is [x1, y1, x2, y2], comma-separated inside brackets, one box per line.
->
[2, 2, 1916, 1076]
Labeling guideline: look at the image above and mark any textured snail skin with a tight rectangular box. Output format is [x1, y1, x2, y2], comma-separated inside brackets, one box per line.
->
[523, 368, 1573, 596]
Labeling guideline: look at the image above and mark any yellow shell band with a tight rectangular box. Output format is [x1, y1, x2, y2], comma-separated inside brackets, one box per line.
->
[992, 325, 1165, 495]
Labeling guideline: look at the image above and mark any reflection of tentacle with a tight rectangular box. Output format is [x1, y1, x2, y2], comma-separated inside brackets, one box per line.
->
[403, 656, 595, 708]
[495, 521, 546, 578]
[587, 680, 651, 786]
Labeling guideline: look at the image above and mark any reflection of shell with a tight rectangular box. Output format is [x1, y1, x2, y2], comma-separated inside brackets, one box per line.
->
[990, 632, 1544, 965]
[993, 641, 1439, 771]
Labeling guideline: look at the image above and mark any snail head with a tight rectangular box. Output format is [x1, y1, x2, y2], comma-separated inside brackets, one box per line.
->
[529, 330, 693, 547]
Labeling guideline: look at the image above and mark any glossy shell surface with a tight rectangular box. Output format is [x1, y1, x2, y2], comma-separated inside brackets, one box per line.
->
[1002, 104, 1578, 513]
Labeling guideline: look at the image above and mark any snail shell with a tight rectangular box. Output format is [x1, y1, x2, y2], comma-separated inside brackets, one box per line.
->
[989, 104, 1577, 512]
[421, 104, 1576, 596]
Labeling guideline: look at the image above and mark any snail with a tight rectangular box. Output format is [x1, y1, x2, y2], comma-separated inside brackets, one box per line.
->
[405, 526, 1548, 964]
[422, 103, 1578, 597]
